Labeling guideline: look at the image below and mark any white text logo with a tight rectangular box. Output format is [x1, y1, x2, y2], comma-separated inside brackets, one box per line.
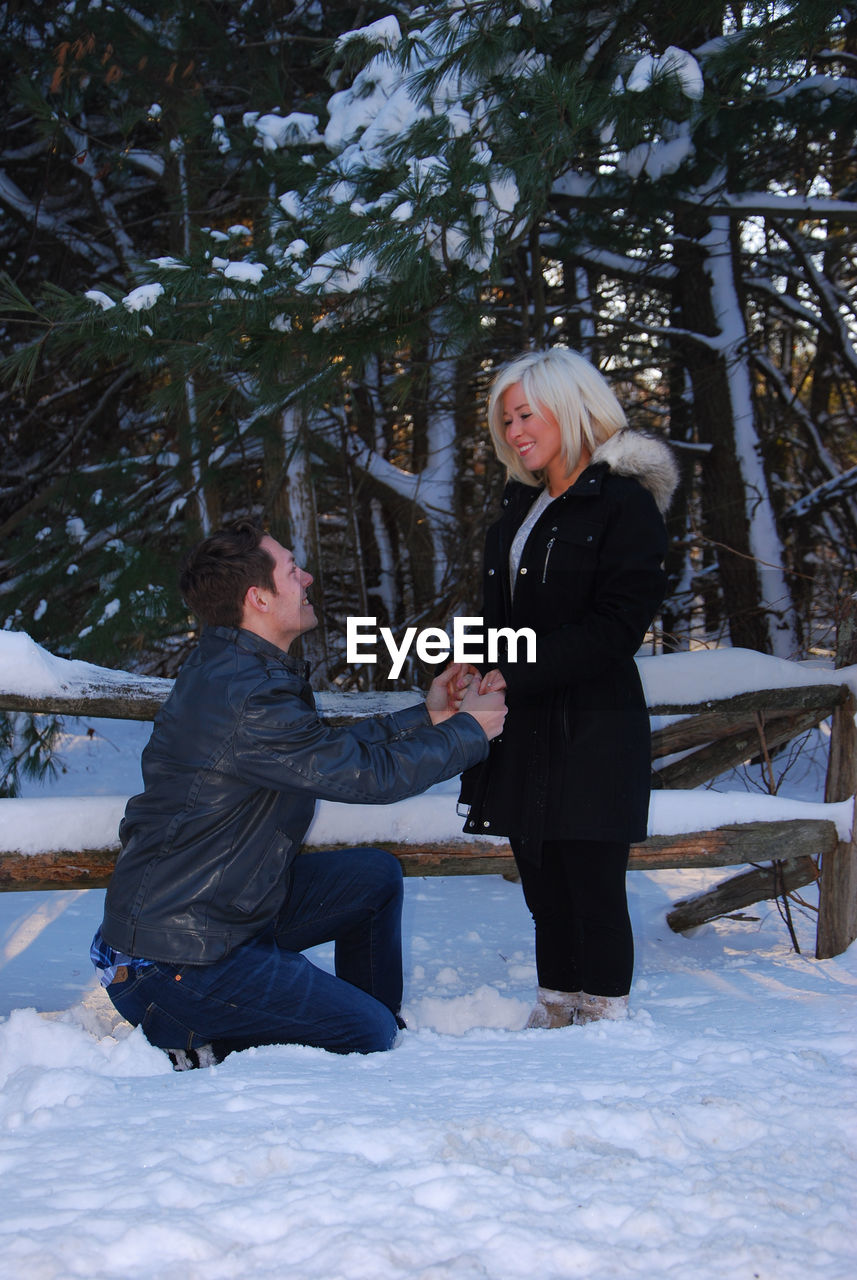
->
[346, 616, 536, 680]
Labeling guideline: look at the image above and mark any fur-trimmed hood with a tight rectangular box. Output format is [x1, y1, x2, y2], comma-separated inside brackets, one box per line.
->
[591, 429, 679, 515]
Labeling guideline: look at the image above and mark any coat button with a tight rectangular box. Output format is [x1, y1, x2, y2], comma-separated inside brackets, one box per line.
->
[482, 821, 490, 828]
[520, 567, 527, 574]
[586, 535, 593, 542]
[488, 568, 495, 576]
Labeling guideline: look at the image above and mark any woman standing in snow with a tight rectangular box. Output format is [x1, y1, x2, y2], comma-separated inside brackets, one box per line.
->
[459, 347, 678, 1026]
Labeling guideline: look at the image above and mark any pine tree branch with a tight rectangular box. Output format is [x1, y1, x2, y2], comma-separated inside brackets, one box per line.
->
[0, 171, 117, 269]
[770, 221, 857, 382]
[0, 367, 136, 510]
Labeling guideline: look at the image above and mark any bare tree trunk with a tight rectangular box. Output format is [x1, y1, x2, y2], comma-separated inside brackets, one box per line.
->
[265, 406, 327, 679]
[673, 211, 796, 653]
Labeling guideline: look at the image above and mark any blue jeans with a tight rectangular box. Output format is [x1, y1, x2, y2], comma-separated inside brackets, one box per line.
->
[105, 847, 403, 1056]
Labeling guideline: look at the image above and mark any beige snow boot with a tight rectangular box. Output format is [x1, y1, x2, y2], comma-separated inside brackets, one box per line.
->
[525, 987, 582, 1028]
[574, 993, 629, 1025]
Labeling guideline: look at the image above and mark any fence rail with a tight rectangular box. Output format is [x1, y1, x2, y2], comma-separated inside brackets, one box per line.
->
[1, 644, 856, 959]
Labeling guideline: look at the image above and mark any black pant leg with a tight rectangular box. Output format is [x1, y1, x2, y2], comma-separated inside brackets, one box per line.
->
[511, 837, 633, 997]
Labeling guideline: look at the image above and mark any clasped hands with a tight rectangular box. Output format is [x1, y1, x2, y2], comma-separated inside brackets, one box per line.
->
[425, 662, 507, 741]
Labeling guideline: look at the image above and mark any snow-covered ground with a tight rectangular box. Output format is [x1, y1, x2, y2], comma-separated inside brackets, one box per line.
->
[1, 666, 856, 1277]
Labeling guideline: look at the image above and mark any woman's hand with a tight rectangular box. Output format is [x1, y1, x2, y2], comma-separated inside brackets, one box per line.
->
[478, 668, 507, 695]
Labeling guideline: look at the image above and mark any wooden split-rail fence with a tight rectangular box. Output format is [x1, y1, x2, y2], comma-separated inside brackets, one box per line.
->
[1, 651, 856, 961]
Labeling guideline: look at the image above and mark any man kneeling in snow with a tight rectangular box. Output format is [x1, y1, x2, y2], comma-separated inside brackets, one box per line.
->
[90, 521, 505, 1068]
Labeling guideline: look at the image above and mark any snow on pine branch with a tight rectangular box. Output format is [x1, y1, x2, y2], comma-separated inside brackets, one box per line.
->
[293, 13, 522, 280]
[625, 48, 705, 100]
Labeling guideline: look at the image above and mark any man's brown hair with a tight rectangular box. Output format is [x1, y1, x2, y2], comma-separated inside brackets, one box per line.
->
[179, 520, 277, 628]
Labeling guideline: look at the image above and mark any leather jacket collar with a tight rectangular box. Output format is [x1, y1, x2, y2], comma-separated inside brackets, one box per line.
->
[203, 626, 311, 681]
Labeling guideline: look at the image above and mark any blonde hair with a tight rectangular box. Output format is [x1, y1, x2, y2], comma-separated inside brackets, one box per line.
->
[487, 347, 627, 487]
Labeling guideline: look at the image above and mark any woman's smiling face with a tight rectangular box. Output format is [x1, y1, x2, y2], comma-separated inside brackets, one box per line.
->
[501, 382, 564, 480]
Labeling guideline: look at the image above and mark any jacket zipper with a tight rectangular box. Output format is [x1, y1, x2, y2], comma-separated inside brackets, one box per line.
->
[561, 686, 572, 751]
[541, 537, 556, 583]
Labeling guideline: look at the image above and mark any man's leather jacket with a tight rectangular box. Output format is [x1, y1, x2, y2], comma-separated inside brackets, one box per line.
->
[101, 627, 488, 964]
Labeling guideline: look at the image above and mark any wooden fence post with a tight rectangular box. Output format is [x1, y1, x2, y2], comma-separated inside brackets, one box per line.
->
[816, 594, 857, 959]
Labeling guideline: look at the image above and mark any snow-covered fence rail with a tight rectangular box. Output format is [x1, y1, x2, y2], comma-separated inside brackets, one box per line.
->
[1, 634, 856, 959]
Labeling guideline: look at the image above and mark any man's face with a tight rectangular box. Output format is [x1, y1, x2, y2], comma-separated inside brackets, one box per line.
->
[252, 536, 317, 649]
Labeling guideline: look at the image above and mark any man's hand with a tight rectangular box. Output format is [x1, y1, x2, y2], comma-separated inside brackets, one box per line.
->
[426, 662, 470, 725]
[458, 680, 507, 741]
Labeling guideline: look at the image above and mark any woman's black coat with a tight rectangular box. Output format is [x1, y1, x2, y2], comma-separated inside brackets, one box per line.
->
[459, 430, 678, 861]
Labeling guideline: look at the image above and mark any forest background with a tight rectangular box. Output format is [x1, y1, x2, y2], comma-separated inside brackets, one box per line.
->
[1, 0, 855, 732]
